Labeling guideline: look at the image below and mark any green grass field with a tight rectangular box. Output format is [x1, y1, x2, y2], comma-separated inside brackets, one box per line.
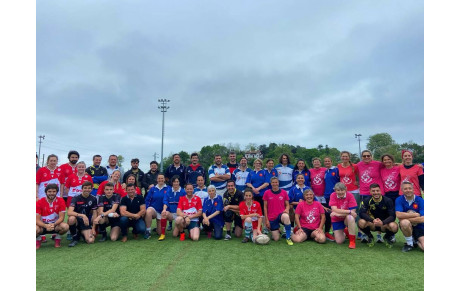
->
[36, 224, 424, 291]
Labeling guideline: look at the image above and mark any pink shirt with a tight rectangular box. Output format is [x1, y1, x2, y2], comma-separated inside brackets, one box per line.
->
[356, 161, 384, 195]
[337, 163, 359, 191]
[263, 189, 289, 221]
[309, 167, 326, 196]
[295, 201, 325, 229]
[329, 191, 357, 223]
[380, 166, 401, 193]
[399, 165, 424, 196]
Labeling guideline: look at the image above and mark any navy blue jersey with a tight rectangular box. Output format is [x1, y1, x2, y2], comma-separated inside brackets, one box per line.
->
[97, 194, 121, 214]
[70, 194, 98, 217]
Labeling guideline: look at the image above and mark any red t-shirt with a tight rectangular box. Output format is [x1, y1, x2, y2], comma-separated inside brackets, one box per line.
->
[399, 165, 424, 195]
[36, 197, 66, 223]
[36, 167, 63, 199]
[178, 196, 203, 222]
[337, 163, 358, 191]
[329, 192, 357, 223]
[380, 166, 401, 193]
[65, 173, 93, 198]
[263, 189, 289, 221]
[239, 201, 263, 229]
[295, 200, 325, 230]
[309, 167, 326, 196]
[58, 163, 78, 184]
[356, 161, 384, 195]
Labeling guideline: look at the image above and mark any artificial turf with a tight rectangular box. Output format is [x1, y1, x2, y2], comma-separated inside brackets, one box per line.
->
[36, 226, 423, 291]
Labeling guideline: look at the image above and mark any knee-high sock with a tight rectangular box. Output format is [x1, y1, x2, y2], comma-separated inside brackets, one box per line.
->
[362, 226, 372, 237]
[161, 219, 167, 235]
[244, 222, 253, 238]
[284, 224, 292, 239]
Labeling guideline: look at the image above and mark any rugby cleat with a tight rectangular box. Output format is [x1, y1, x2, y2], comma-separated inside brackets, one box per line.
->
[207, 232, 212, 239]
[144, 231, 151, 240]
[224, 234, 232, 240]
[376, 234, 384, 243]
[286, 238, 294, 246]
[158, 234, 166, 241]
[402, 243, 414, 252]
[241, 237, 250, 243]
[348, 240, 356, 249]
[325, 233, 335, 242]
[68, 240, 79, 247]
[180, 233, 186, 241]
[367, 237, 375, 247]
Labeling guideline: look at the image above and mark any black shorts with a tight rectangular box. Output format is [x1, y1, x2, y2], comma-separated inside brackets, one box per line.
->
[413, 227, 424, 241]
[76, 216, 93, 231]
[223, 210, 243, 227]
[39, 228, 58, 235]
[384, 191, 399, 204]
[301, 227, 315, 240]
[108, 217, 120, 228]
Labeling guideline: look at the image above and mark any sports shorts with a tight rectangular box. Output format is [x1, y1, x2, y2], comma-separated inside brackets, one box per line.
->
[332, 221, 346, 231]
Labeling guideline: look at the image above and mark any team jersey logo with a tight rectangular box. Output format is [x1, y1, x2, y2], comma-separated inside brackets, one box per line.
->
[385, 176, 396, 189]
[413, 203, 418, 210]
[259, 173, 263, 177]
[306, 209, 317, 224]
[313, 175, 323, 185]
[342, 176, 352, 184]
[361, 171, 372, 183]
[332, 172, 336, 176]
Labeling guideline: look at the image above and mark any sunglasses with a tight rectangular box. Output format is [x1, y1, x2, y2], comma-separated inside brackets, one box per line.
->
[362, 155, 371, 158]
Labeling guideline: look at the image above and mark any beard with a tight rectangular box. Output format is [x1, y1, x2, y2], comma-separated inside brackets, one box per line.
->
[70, 160, 78, 165]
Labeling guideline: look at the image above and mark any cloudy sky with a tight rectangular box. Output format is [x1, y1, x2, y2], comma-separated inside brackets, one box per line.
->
[36, 0, 424, 170]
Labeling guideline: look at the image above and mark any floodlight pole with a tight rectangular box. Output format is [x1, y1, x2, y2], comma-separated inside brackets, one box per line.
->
[158, 99, 170, 172]
[355, 134, 362, 157]
[38, 135, 45, 166]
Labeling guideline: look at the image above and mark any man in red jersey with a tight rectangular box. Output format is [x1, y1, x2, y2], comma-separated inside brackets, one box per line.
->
[36, 184, 69, 249]
[58, 150, 80, 198]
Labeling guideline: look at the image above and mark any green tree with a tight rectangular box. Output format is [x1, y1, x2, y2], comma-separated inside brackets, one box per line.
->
[117, 155, 124, 168]
[373, 144, 402, 163]
[400, 141, 424, 163]
[367, 133, 396, 155]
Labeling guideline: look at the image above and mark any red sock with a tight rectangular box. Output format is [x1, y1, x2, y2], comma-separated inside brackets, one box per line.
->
[349, 234, 356, 244]
[161, 219, 167, 235]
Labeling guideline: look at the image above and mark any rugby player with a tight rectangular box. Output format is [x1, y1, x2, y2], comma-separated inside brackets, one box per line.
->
[176, 183, 203, 241]
[58, 150, 80, 197]
[291, 189, 326, 244]
[67, 181, 98, 247]
[263, 177, 293, 245]
[158, 176, 185, 241]
[193, 175, 209, 205]
[122, 158, 144, 190]
[329, 182, 358, 249]
[239, 188, 263, 243]
[36, 184, 69, 249]
[222, 180, 244, 240]
[226, 151, 239, 174]
[288, 174, 311, 225]
[94, 182, 121, 242]
[36, 154, 62, 200]
[106, 154, 124, 179]
[119, 184, 146, 242]
[64, 162, 93, 206]
[142, 161, 160, 193]
[246, 158, 270, 217]
[358, 183, 398, 247]
[208, 154, 231, 197]
[144, 174, 170, 239]
[165, 154, 186, 187]
[232, 157, 252, 192]
[275, 154, 294, 191]
[395, 181, 424, 252]
[185, 153, 207, 187]
[202, 185, 224, 240]
[85, 155, 108, 196]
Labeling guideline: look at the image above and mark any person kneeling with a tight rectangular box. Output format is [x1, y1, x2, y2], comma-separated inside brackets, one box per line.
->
[36, 184, 69, 249]
[358, 183, 398, 248]
[94, 182, 121, 242]
[202, 185, 224, 240]
[176, 183, 203, 241]
[329, 182, 358, 249]
[239, 188, 263, 243]
[119, 184, 146, 242]
[291, 189, 326, 244]
[67, 181, 98, 247]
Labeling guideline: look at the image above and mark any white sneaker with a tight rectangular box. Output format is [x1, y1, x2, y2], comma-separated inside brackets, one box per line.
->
[224, 234, 232, 240]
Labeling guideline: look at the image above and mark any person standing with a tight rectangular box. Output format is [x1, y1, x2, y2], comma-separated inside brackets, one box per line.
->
[399, 150, 424, 196]
[275, 154, 294, 191]
[165, 154, 186, 187]
[185, 153, 207, 187]
[86, 155, 108, 196]
[106, 155, 124, 179]
[232, 157, 252, 192]
[58, 150, 80, 197]
[226, 151, 239, 175]
[208, 154, 231, 197]
[142, 161, 160, 195]
[122, 158, 144, 191]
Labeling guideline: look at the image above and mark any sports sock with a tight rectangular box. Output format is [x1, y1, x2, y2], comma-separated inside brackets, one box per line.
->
[349, 234, 356, 244]
[384, 231, 394, 239]
[160, 219, 167, 235]
[405, 236, 414, 246]
[227, 230, 231, 235]
[69, 224, 77, 236]
[284, 224, 292, 239]
[36, 236, 41, 241]
[362, 226, 372, 237]
[244, 222, 252, 238]
[98, 224, 107, 234]
[146, 227, 151, 232]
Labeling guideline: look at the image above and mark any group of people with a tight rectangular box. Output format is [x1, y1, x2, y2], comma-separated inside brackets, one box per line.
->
[36, 150, 424, 252]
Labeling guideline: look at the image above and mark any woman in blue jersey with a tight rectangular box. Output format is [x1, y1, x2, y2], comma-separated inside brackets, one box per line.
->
[144, 174, 170, 239]
[288, 174, 311, 225]
[159, 176, 186, 241]
[292, 159, 311, 187]
[246, 159, 270, 216]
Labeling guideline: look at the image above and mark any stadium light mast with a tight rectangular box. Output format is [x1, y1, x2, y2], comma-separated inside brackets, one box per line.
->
[158, 99, 170, 172]
[355, 133, 362, 157]
[38, 135, 45, 166]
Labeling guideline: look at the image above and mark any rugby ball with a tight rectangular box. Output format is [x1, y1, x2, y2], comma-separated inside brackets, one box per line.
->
[254, 234, 270, 245]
